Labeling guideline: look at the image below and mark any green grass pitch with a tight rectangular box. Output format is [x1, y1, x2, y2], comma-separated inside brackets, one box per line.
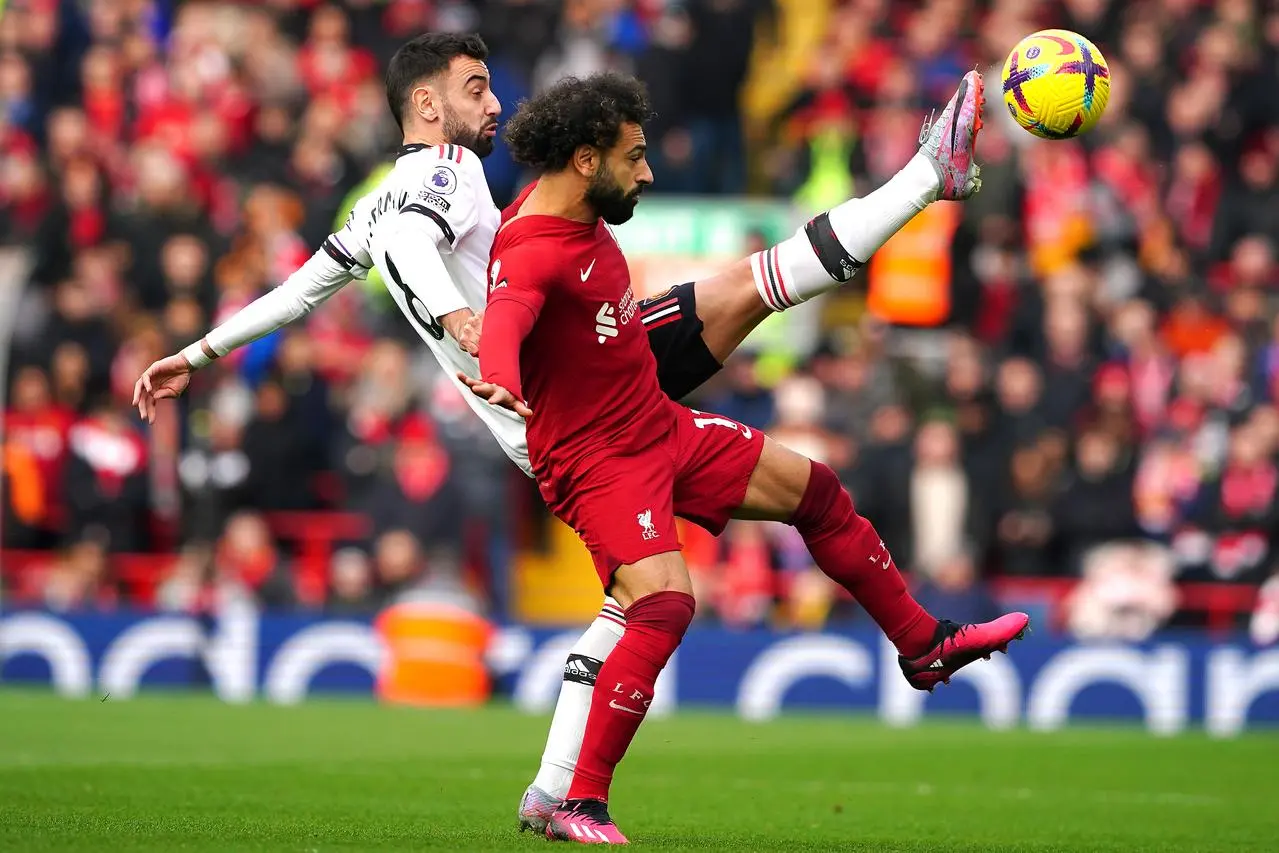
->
[0, 691, 1276, 852]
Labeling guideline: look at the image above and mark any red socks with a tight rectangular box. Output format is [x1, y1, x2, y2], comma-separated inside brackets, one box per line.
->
[791, 462, 938, 658]
[566, 590, 695, 803]
[564, 465, 933, 804]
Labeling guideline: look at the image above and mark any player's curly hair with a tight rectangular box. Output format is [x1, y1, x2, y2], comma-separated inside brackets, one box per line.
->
[503, 72, 654, 172]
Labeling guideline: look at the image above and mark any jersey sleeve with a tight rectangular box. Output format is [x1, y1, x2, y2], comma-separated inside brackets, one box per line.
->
[322, 214, 374, 281]
[486, 242, 556, 316]
[204, 241, 355, 357]
[480, 242, 557, 400]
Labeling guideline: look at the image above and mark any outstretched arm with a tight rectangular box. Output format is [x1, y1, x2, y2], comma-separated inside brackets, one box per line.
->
[462, 246, 549, 420]
[462, 298, 537, 418]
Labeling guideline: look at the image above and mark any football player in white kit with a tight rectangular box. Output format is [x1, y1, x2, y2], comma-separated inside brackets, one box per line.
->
[134, 32, 983, 836]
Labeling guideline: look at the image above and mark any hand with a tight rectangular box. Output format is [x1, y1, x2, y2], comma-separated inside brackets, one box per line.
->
[458, 310, 482, 356]
[457, 372, 533, 419]
[133, 353, 194, 424]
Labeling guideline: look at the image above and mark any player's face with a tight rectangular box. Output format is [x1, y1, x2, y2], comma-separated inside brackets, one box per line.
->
[439, 56, 501, 158]
[586, 122, 653, 226]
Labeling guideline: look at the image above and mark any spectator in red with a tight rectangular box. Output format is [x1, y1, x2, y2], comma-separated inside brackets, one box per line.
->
[701, 521, 775, 629]
[213, 511, 296, 611]
[1080, 362, 1138, 450]
[1161, 292, 1232, 359]
[31, 158, 108, 290]
[0, 146, 50, 242]
[1111, 299, 1176, 438]
[1094, 122, 1161, 232]
[295, 4, 377, 114]
[1164, 142, 1221, 257]
[64, 398, 150, 552]
[1184, 422, 1279, 583]
[80, 46, 126, 142]
[358, 413, 464, 559]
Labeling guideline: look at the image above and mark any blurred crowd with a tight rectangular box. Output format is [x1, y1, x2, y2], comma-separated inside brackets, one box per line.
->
[1, 0, 1278, 641]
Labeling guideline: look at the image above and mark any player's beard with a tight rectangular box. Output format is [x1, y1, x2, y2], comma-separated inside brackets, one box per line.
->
[586, 167, 643, 225]
[441, 99, 495, 158]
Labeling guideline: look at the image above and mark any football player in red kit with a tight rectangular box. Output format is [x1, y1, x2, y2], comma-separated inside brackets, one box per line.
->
[464, 73, 1029, 845]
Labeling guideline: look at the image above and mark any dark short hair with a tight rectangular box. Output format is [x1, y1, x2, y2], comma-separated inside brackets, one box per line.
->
[385, 33, 489, 131]
[503, 72, 653, 172]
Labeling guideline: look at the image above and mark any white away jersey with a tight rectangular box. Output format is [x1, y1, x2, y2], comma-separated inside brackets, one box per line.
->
[205, 142, 531, 473]
[356, 143, 528, 472]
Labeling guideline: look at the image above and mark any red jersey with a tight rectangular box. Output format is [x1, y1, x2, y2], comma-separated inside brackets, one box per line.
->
[481, 209, 675, 483]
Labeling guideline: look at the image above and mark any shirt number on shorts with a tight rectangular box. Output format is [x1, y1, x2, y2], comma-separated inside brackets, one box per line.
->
[691, 412, 752, 439]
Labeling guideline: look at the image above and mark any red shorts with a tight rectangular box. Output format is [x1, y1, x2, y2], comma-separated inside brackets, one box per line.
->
[539, 404, 765, 587]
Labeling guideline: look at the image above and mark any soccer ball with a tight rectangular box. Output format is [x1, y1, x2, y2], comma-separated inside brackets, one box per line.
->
[1001, 29, 1111, 139]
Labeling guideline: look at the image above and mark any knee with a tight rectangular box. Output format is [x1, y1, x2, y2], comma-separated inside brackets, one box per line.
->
[610, 554, 695, 608]
[790, 461, 857, 536]
[627, 590, 696, 637]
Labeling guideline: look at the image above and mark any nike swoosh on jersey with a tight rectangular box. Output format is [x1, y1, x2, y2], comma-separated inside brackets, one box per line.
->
[580, 259, 596, 281]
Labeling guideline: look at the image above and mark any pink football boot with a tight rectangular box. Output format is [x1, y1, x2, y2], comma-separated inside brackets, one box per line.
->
[899, 614, 1031, 692]
[918, 69, 985, 200]
[545, 799, 629, 845]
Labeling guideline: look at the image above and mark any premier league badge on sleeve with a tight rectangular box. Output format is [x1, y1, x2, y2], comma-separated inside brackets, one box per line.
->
[428, 165, 458, 195]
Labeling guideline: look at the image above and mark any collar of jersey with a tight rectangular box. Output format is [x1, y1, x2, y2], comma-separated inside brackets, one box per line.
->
[397, 143, 430, 159]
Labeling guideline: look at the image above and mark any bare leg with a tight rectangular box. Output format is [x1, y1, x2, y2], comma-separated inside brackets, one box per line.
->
[736, 435, 813, 520]
[608, 550, 694, 607]
[686, 257, 772, 364]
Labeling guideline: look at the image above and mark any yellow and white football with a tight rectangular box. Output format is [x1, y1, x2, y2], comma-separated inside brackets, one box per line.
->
[1001, 29, 1112, 139]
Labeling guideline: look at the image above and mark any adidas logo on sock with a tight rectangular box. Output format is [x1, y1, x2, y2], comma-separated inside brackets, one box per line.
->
[563, 654, 603, 686]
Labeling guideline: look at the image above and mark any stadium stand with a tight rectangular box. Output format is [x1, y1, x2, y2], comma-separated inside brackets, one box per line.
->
[1, 0, 1276, 643]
